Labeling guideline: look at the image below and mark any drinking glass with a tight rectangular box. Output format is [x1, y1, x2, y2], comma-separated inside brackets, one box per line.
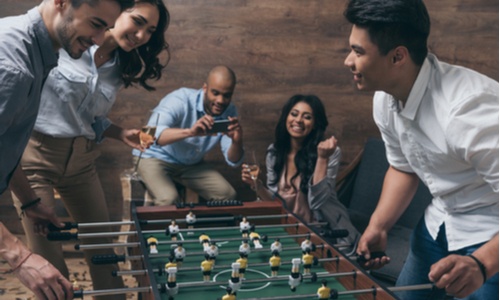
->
[247, 151, 261, 201]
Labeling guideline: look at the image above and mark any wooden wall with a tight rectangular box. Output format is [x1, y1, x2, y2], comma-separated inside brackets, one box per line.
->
[0, 0, 498, 233]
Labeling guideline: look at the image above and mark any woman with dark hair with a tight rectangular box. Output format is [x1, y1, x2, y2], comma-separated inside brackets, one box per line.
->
[11, 1, 170, 299]
[242, 94, 359, 246]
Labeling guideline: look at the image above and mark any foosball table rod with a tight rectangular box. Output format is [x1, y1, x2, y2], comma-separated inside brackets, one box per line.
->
[113, 257, 343, 276]
[49, 213, 292, 231]
[243, 283, 435, 300]
[50, 222, 327, 241]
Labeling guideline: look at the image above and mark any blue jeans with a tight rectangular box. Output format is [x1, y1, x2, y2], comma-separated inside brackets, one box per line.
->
[395, 217, 499, 300]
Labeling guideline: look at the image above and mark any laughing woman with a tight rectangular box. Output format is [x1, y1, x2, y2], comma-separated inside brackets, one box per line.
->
[11, 1, 170, 299]
[242, 94, 359, 247]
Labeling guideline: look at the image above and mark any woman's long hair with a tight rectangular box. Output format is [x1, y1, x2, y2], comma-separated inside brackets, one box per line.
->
[118, 0, 170, 91]
[269, 94, 328, 194]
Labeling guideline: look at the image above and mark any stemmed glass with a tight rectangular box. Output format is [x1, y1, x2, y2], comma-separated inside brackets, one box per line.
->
[129, 112, 159, 180]
[247, 151, 261, 201]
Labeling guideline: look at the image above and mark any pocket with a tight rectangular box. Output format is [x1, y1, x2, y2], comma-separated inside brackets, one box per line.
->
[51, 65, 90, 102]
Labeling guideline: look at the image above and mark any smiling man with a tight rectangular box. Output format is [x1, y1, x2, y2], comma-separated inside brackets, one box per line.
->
[0, 0, 133, 298]
[133, 65, 245, 206]
[343, 0, 499, 299]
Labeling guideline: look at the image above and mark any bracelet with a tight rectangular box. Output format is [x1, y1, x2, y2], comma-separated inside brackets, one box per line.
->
[468, 254, 487, 283]
[11, 252, 33, 272]
[20, 198, 41, 212]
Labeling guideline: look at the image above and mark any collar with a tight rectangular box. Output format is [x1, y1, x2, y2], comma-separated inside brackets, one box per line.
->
[399, 54, 433, 120]
[28, 7, 59, 75]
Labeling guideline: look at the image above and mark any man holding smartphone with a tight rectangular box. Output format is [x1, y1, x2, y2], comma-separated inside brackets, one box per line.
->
[133, 65, 244, 205]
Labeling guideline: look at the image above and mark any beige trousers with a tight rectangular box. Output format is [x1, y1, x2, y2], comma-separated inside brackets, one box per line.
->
[136, 157, 236, 206]
[12, 131, 125, 300]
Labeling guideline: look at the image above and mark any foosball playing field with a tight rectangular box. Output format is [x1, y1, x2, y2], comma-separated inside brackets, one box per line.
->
[121, 201, 398, 300]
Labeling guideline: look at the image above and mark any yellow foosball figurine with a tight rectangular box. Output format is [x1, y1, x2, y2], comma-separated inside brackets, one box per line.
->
[221, 287, 236, 300]
[236, 253, 248, 280]
[201, 254, 214, 282]
[199, 233, 211, 251]
[147, 236, 159, 254]
[269, 250, 281, 277]
[317, 280, 331, 300]
[249, 230, 263, 249]
[302, 249, 314, 275]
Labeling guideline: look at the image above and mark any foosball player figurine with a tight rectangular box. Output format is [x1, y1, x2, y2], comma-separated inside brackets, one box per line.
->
[270, 238, 282, 254]
[167, 220, 180, 241]
[165, 256, 177, 273]
[221, 287, 236, 300]
[236, 252, 248, 280]
[302, 249, 314, 275]
[239, 216, 251, 239]
[301, 236, 313, 253]
[147, 236, 159, 254]
[199, 232, 211, 251]
[228, 262, 242, 292]
[249, 229, 263, 249]
[206, 242, 219, 262]
[166, 266, 179, 297]
[173, 243, 186, 268]
[201, 254, 214, 282]
[239, 239, 251, 256]
[317, 280, 331, 300]
[269, 250, 281, 277]
[185, 210, 196, 235]
[288, 258, 302, 292]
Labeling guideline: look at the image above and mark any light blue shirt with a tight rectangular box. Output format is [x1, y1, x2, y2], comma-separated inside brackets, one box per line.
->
[133, 88, 243, 167]
[34, 45, 122, 141]
[0, 7, 58, 194]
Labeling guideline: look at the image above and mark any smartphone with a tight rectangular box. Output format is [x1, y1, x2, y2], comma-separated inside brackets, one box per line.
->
[207, 119, 232, 134]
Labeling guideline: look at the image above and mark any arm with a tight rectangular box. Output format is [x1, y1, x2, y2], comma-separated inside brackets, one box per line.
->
[0, 222, 73, 299]
[224, 116, 244, 164]
[157, 114, 214, 146]
[356, 166, 419, 268]
[103, 123, 145, 151]
[8, 165, 63, 235]
[428, 234, 498, 298]
[312, 136, 337, 185]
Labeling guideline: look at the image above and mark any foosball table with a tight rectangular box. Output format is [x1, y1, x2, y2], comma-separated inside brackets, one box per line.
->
[60, 200, 433, 299]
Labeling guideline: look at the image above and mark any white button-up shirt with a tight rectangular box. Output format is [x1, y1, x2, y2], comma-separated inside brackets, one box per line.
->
[373, 54, 499, 251]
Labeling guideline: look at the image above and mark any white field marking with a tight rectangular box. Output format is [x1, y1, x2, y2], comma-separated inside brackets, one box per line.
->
[216, 241, 229, 247]
[212, 268, 271, 292]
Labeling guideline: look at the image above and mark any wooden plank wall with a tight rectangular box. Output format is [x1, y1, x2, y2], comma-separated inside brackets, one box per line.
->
[0, 0, 498, 233]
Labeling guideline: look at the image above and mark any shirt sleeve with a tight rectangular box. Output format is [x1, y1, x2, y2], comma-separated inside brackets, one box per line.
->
[307, 147, 341, 210]
[447, 92, 499, 193]
[372, 92, 414, 173]
[153, 90, 187, 139]
[266, 145, 279, 194]
[0, 64, 32, 135]
[219, 105, 243, 167]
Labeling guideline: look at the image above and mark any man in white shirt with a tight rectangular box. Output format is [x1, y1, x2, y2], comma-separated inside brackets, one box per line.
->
[343, 0, 498, 299]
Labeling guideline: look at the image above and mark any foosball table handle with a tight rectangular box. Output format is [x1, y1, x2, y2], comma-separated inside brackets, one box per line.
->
[73, 289, 83, 299]
[91, 254, 126, 265]
[47, 232, 78, 241]
[48, 222, 78, 231]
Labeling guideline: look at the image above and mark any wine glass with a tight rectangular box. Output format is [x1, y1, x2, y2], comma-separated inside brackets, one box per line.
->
[129, 112, 159, 180]
[247, 151, 261, 201]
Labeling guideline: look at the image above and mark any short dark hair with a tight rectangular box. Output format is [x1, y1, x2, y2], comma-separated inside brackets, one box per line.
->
[344, 0, 430, 65]
[71, 0, 135, 11]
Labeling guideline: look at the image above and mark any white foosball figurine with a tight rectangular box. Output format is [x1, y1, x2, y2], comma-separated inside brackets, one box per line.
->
[185, 210, 196, 235]
[239, 239, 251, 256]
[270, 238, 282, 254]
[239, 216, 251, 239]
[288, 258, 302, 292]
[228, 262, 241, 292]
[205, 242, 219, 262]
[166, 267, 178, 296]
[173, 243, 186, 268]
[301, 237, 313, 253]
[168, 220, 180, 241]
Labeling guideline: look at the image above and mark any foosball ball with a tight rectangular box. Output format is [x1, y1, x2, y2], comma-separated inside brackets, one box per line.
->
[50, 200, 435, 299]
